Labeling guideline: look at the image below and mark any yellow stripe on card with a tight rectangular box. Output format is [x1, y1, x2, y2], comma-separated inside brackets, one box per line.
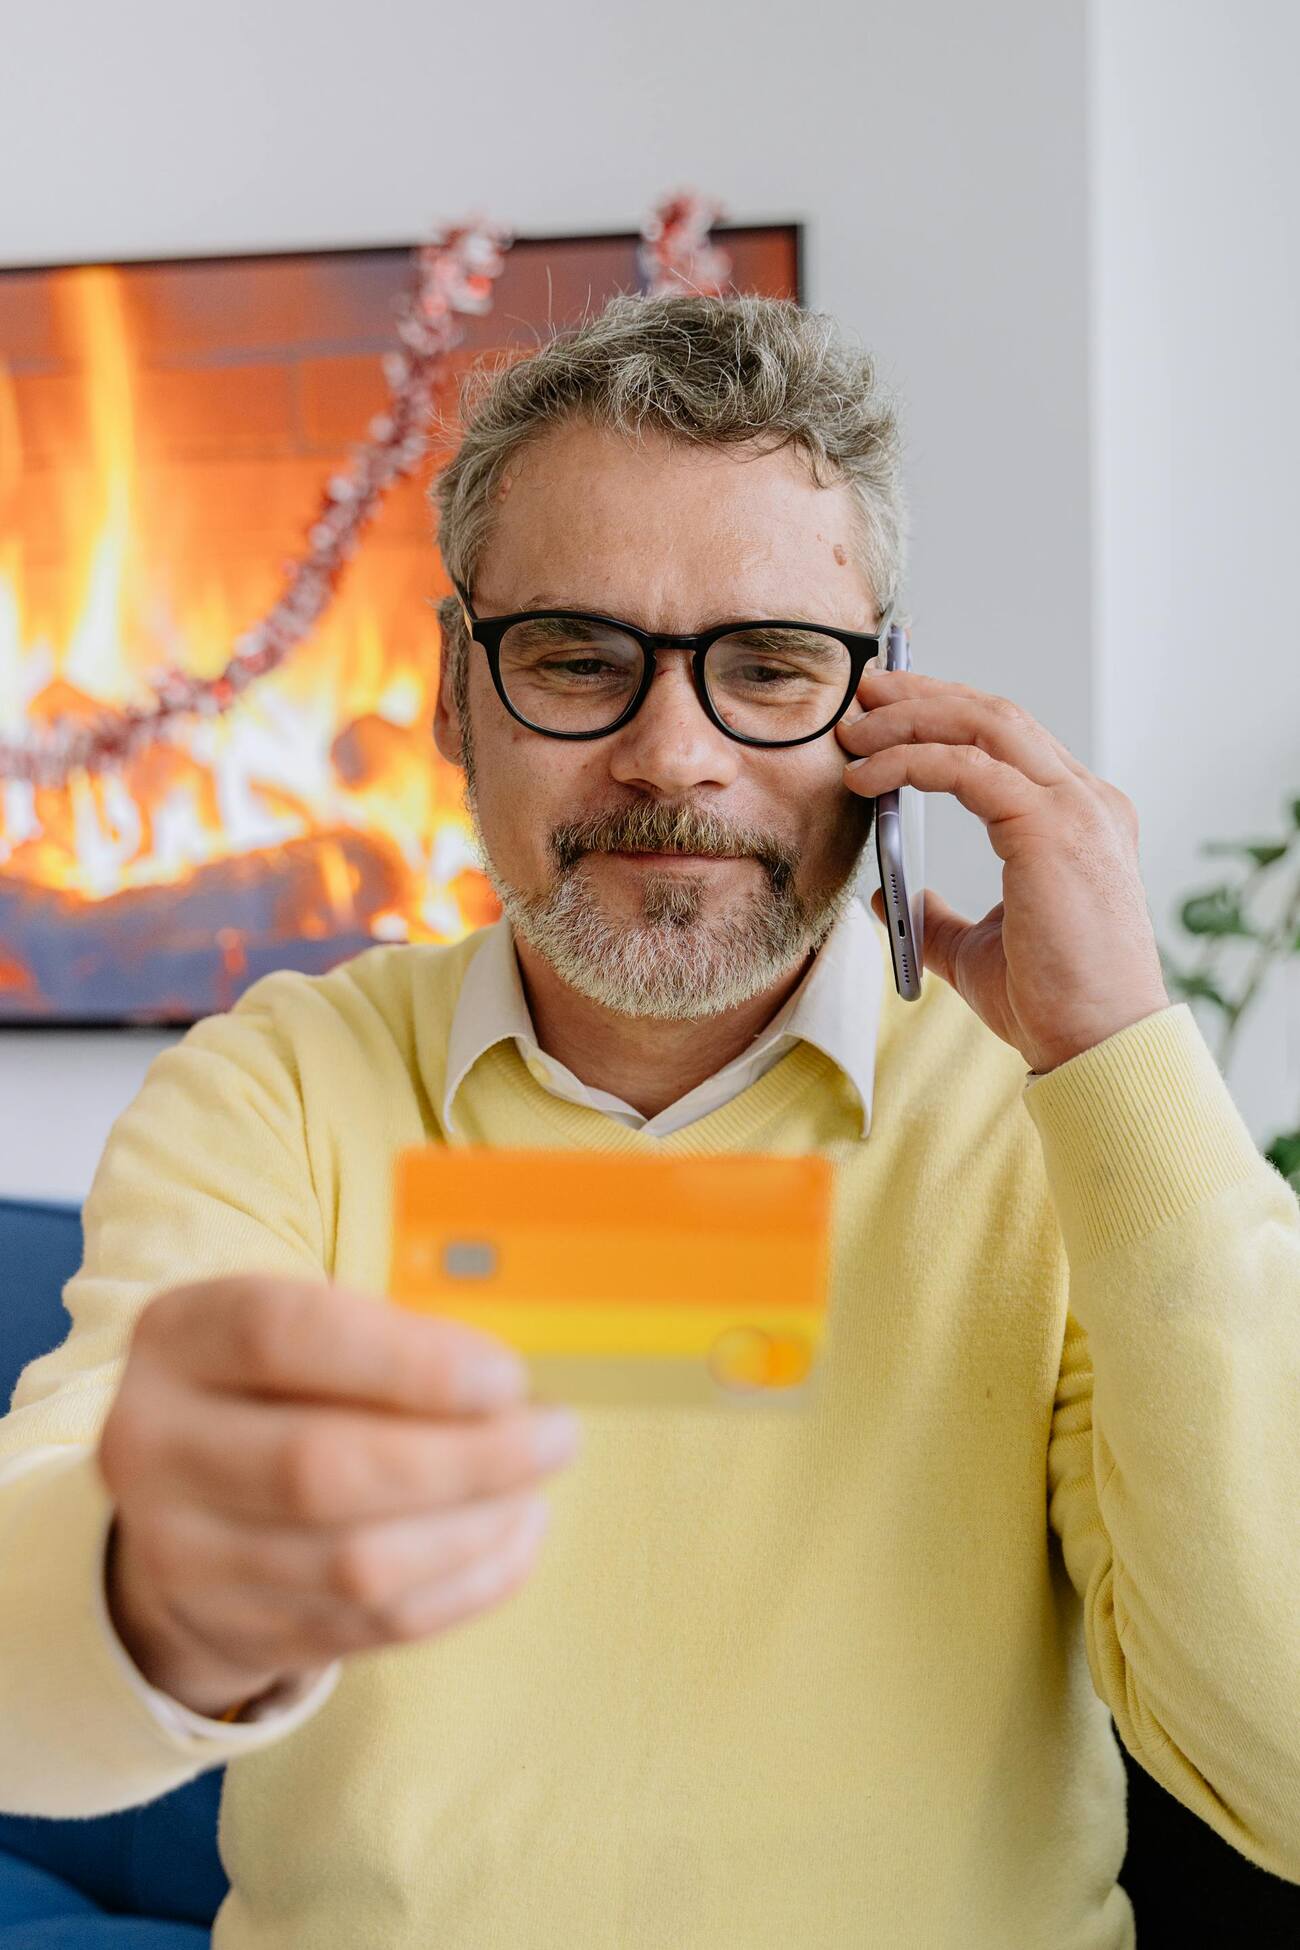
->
[389, 1297, 824, 1361]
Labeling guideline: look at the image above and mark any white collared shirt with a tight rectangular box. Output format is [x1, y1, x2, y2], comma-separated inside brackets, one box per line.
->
[443, 894, 884, 1140]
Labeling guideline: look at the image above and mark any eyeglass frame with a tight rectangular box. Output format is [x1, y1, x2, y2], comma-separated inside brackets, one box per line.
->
[450, 575, 890, 750]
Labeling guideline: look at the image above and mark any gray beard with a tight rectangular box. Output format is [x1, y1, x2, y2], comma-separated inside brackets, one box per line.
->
[460, 736, 872, 1022]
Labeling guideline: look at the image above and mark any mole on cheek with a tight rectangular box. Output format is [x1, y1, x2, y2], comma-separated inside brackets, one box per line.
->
[832, 543, 848, 567]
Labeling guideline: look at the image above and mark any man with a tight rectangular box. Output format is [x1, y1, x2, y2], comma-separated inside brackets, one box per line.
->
[1, 295, 1297, 1949]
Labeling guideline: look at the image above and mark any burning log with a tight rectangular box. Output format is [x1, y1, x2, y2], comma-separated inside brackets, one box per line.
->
[0, 828, 408, 1023]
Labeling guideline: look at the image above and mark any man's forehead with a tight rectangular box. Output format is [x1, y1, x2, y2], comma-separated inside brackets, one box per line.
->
[476, 560, 874, 630]
[471, 428, 874, 625]
[478, 573, 871, 627]
[477, 555, 874, 631]
[494, 422, 847, 528]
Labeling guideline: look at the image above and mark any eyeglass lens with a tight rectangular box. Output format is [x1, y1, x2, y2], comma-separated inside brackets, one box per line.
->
[496, 617, 854, 740]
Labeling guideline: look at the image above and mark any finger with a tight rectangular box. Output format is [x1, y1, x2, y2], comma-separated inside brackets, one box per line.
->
[338, 1501, 549, 1652]
[145, 1479, 547, 1611]
[161, 1500, 549, 1666]
[142, 1276, 528, 1418]
[836, 695, 1070, 789]
[843, 741, 1043, 832]
[365, 1501, 549, 1648]
[845, 669, 1095, 785]
[150, 1385, 577, 1526]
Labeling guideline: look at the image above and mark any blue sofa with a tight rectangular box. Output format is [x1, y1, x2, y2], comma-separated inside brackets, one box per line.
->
[0, 1199, 226, 1945]
[2, 1194, 1297, 1942]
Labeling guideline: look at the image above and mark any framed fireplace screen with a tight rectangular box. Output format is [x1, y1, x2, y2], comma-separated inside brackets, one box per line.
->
[0, 223, 800, 1025]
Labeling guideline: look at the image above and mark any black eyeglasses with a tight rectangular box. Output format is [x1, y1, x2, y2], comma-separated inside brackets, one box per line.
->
[451, 577, 886, 749]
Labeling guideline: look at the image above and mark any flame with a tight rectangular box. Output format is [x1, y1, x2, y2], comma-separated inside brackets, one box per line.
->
[63, 269, 137, 700]
[0, 263, 492, 956]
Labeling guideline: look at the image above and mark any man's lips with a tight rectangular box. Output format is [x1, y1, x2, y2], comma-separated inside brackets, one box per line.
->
[604, 848, 744, 863]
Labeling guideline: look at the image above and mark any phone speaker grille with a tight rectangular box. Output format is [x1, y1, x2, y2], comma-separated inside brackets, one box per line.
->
[887, 874, 913, 981]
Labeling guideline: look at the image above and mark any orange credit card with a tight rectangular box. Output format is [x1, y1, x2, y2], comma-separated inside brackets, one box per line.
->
[389, 1147, 834, 1409]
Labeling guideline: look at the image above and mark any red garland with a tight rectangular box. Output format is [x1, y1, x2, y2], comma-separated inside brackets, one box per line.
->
[0, 218, 513, 788]
[1, 192, 730, 788]
[639, 190, 732, 297]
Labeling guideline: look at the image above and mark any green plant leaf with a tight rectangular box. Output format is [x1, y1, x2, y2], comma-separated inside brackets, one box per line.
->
[1290, 798, 1300, 830]
[1198, 841, 1290, 867]
[1165, 970, 1233, 1012]
[1264, 1126, 1300, 1193]
[1179, 888, 1259, 937]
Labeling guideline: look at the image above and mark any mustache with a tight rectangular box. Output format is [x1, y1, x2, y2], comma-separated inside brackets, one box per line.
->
[549, 802, 799, 897]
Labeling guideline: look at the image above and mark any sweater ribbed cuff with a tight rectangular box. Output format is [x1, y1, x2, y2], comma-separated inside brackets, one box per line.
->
[0, 1448, 338, 1816]
[1019, 1003, 1268, 1267]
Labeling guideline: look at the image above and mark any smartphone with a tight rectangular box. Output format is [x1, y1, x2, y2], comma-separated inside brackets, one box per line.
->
[873, 622, 925, 1001]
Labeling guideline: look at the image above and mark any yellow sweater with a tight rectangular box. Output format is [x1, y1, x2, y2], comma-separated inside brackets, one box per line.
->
[2, 915, 1299, 1948]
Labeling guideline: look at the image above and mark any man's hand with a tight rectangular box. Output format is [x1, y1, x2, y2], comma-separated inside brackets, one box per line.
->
[96, 1275, 580, 1721]
[837, 666, 1171, 1074]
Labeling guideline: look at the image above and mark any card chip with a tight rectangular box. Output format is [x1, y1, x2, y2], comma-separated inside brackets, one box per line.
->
[442, 1239, 497, 1280]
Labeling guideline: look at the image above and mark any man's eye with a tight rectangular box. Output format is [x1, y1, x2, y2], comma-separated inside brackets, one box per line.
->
[729, 663, 804, 687]
[742, 664, 795, 682]
[542, 658, 622, 679]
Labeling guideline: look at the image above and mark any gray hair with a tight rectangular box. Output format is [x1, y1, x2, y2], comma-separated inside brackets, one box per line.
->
[429, 291, 909, 727]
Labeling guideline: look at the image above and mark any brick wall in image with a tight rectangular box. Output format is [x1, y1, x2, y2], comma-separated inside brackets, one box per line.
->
[0, 227, 799, 1021]
[0, 227, 797, 686]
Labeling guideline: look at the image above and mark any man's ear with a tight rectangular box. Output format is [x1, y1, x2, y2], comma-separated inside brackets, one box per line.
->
[433, 597, 466, 767]
[433, 666, 464, 768]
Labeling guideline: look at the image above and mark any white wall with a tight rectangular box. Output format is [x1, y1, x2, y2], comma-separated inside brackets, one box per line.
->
[12, 0, 1286, 1203]
[1089, 0, 1300, 1164]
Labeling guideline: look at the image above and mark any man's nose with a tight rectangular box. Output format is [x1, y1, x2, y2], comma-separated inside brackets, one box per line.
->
[606, 651, 742, 795]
